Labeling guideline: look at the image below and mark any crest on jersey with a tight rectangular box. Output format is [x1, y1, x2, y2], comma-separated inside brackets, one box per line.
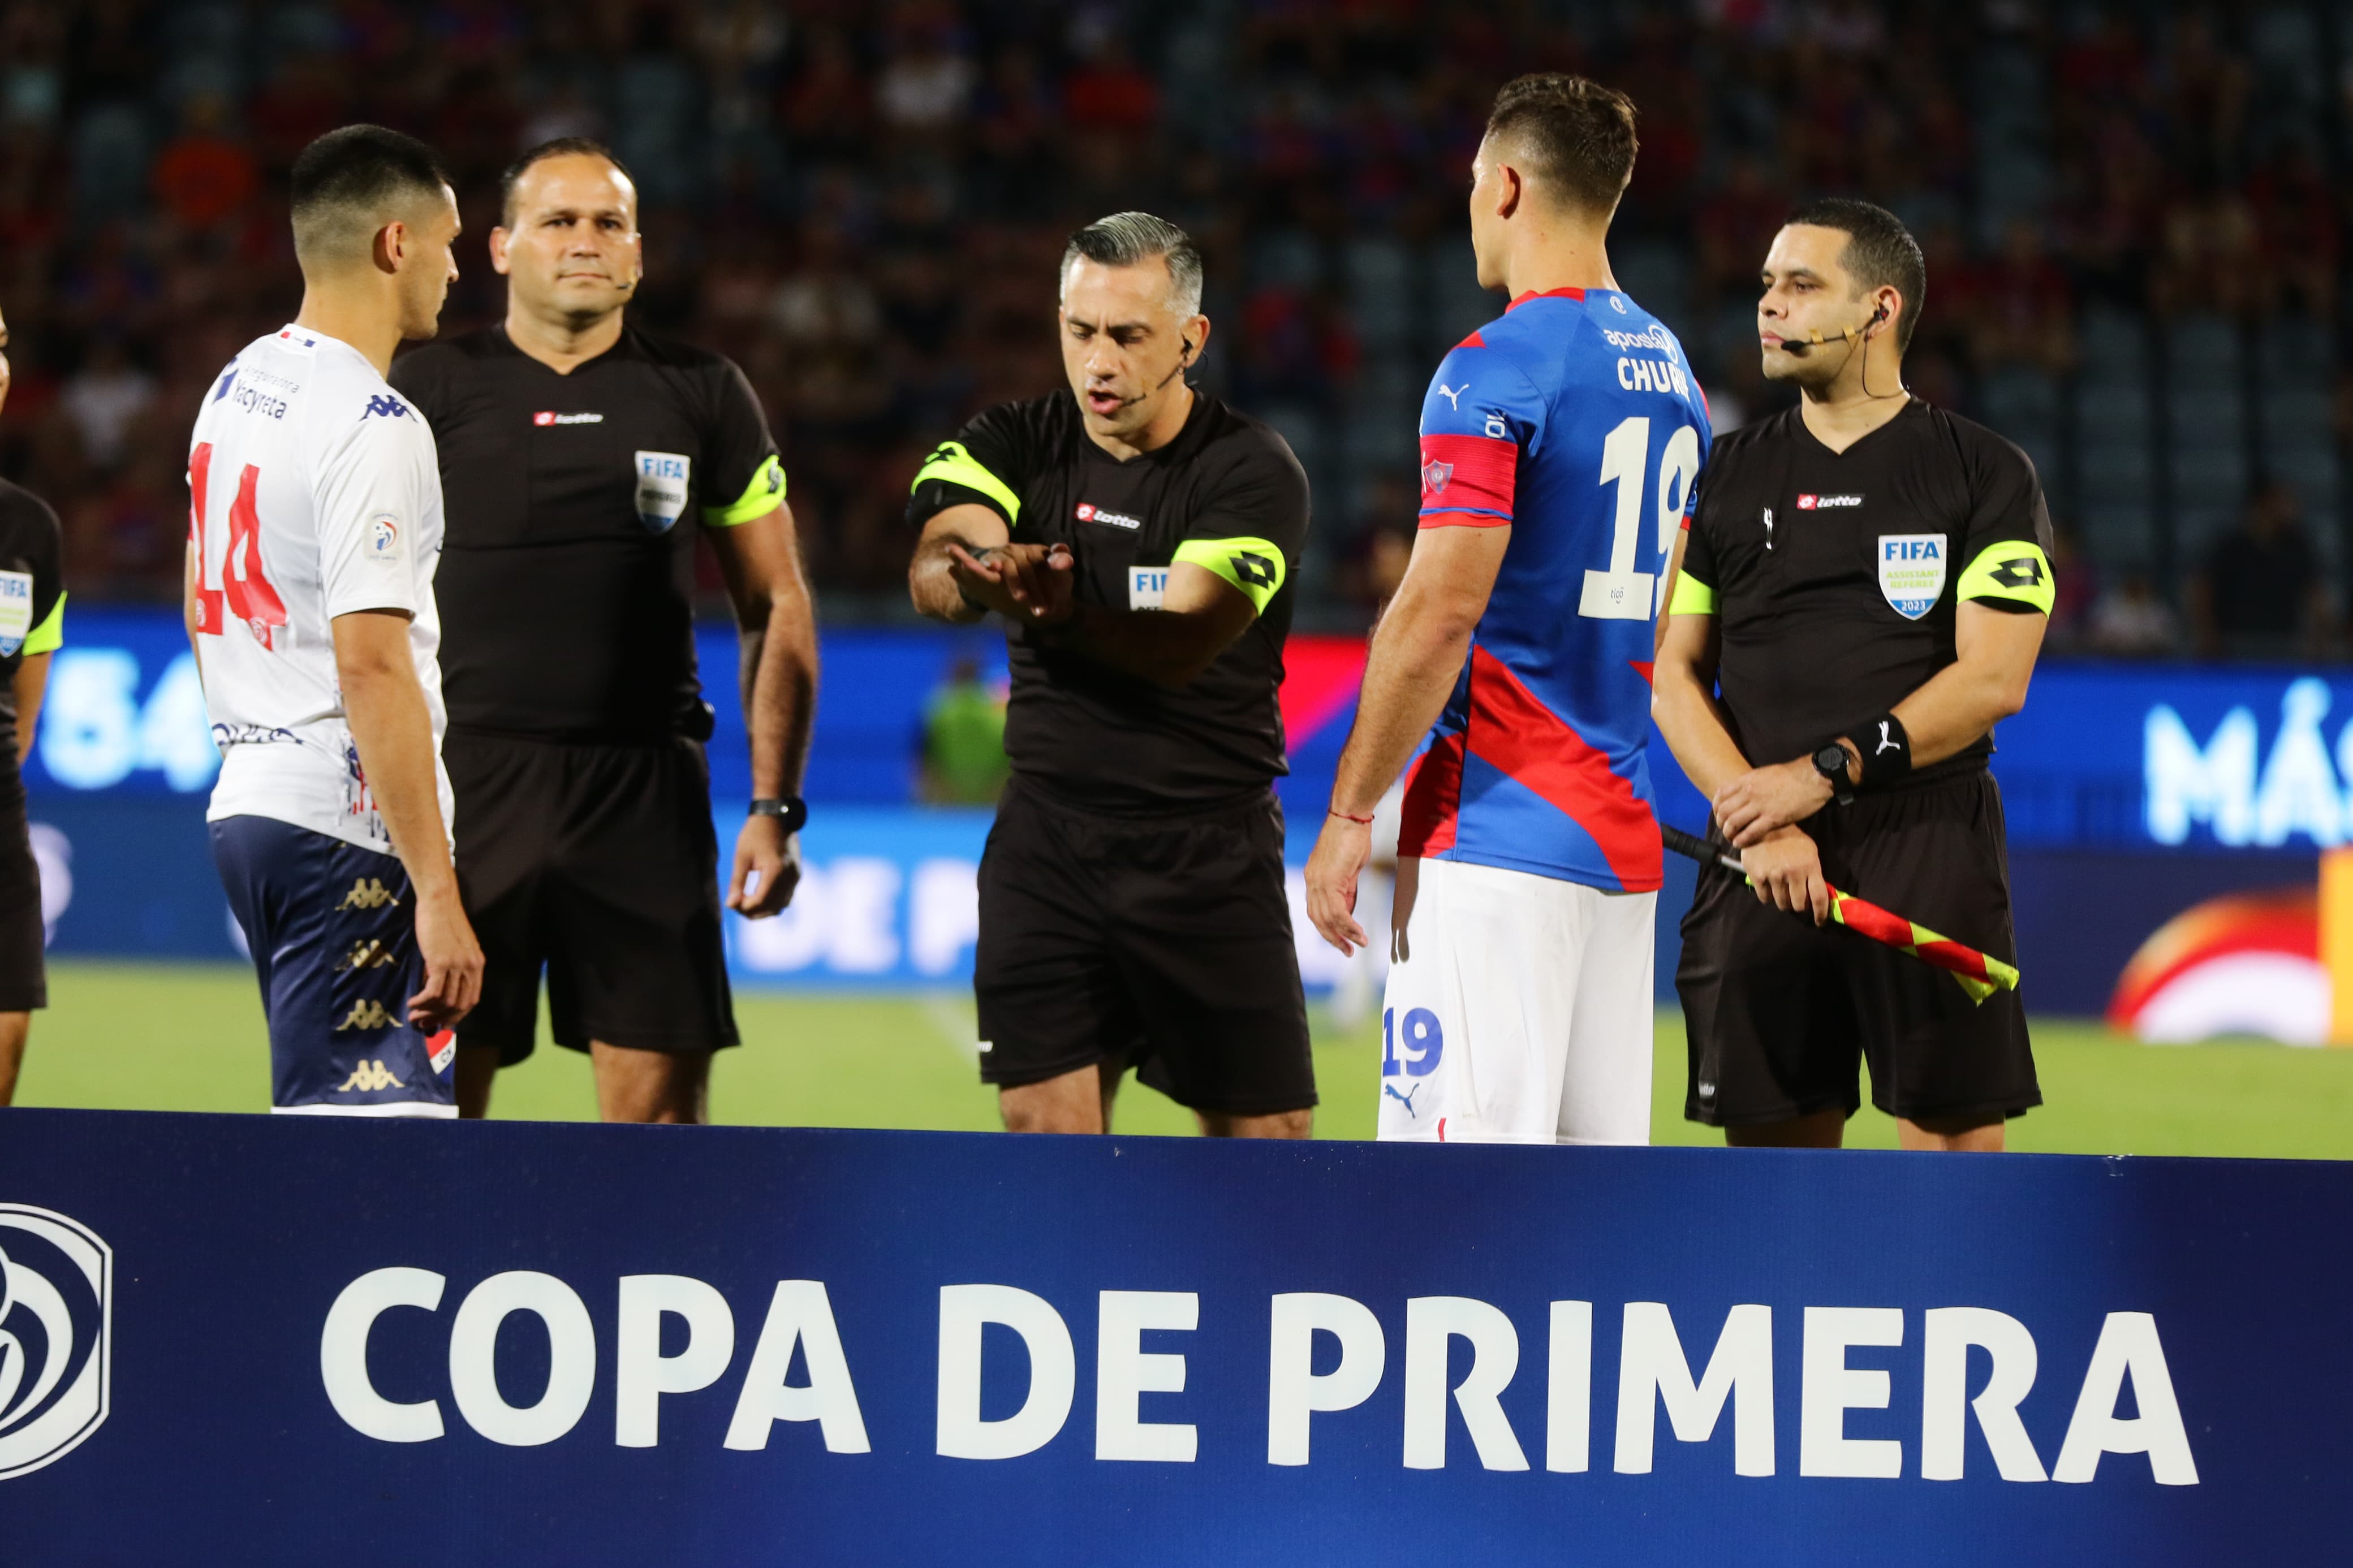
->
[1420, 458, 1454, 498]
[0, 572, 31, 658]
[634, 451, 692, 533]
[1877, 533, 1947, 620]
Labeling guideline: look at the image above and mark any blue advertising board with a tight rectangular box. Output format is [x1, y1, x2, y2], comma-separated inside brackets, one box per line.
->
[23, 610, 2353, 1012]
[0, 1109, 2342, 1564]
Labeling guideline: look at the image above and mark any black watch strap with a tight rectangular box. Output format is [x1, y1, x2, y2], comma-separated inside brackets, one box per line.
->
[1812, 743, 1855, 803]
[748, 796, 808, 833]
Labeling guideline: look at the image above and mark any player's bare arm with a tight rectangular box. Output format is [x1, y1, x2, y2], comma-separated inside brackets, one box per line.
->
[1306, 524, 1509, 955]
[710, 501, 818, 919]
[12, 652, 48, 767]
[332, 608, 484, 1028]
[1713, 602, 2047, 852]
[1653, 540, 1830, 924]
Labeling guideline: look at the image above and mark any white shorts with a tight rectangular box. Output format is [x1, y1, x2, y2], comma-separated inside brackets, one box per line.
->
[1376, 856, 1654, 1145]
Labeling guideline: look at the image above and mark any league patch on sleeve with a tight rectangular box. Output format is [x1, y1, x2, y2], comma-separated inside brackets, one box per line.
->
[0, 571, 35, 657]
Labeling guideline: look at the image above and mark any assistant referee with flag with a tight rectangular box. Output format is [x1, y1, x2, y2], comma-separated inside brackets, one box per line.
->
[1654, 198, 2053, 1153]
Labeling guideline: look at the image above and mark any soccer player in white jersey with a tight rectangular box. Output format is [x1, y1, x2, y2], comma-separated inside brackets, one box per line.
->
[185, 126, 484, 1116]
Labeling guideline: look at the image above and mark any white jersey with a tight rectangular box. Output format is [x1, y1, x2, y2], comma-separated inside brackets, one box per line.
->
[188, 325, 453, 856]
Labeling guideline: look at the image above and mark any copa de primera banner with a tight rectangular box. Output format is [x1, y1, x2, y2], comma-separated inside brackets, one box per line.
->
[0, 1109, 2345, 1565]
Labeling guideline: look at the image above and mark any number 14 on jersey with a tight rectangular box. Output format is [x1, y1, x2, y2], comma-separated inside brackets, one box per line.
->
[1581, 414, 1701, 621]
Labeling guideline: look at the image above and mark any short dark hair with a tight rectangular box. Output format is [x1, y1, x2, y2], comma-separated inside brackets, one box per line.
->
[1783, 197, 1928, 353]
[1484, 74, 1640, 217]
[499, 137, 637, 227]
[1059, 212, 1204, 318]
[288, 125, 450, 271]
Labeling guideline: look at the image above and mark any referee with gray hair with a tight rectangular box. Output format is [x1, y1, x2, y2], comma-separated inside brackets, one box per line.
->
[906, 212, 1316, 1139]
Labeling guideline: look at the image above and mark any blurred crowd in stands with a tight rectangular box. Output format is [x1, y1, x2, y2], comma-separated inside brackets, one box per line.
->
[0, 0, 2346, 655]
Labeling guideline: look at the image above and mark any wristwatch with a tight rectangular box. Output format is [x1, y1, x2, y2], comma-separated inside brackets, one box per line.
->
[748, 796, 809, 834]
[1811, 743, 1855, 802]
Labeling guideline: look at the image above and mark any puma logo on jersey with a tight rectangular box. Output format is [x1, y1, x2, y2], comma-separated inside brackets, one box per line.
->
[335, 1058, 406, 1090]
[334, 1002, 397, 1034]
[360, 395, 411, 421]
[1437, 383, 1466, 409]
[1876, 721, 1901, 755]
[1384, 1082, 1423, 1117]
[335, 879, 400, 912]
[335, 939, 397, 971]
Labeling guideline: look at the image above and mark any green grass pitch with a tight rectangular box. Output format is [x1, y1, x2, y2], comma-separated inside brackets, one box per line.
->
[15, 960, 2353, 1159]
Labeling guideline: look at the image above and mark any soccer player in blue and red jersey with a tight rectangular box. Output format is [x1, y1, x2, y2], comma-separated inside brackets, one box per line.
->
[1306, 74, 1710, 1144]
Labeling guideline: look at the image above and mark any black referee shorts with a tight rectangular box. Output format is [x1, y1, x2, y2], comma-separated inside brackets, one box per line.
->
[1677, 768, 2039, 1128]
[975, 776, 1315, 1115]
[0, 800, 45, 1013]
[446, 731, 739, 1065]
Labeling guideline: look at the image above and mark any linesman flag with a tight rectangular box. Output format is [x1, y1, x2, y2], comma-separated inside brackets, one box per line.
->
[1662, 825, 2022, 1005]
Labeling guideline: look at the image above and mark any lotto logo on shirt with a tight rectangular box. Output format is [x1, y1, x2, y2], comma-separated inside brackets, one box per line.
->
[1796, 494, 1863, 509]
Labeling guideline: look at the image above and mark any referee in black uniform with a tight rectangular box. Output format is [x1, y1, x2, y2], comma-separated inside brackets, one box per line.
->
[0, 297, 63, 1106]
[1654, 199, 2053, 1153]
[391, 140, 816, 1124]
[906, 212, 1315, 1139]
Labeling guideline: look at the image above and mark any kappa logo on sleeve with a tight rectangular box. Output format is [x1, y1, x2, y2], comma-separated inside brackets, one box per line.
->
[360, 396, 410, 421]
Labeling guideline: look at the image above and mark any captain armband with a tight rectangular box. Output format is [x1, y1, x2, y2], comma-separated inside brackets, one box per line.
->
[1955, 539, 2055, 615]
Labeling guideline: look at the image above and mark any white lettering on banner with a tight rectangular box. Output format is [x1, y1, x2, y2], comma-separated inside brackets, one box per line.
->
[1546, 1301, 1593, 1474]
[615, 1276, 735, 1448]
[448, 1272, 597, 1446]
[1920, 1307, 2046, 1482]
[2053, 1312, 2200, 1485]
[1798, 1307, 1903, 1478]
[313, 1276, 2200, 1488]
[1094, 1291, 1199, 1462]
[732, 858, 906, 975]
[936, 1285, 1075, 1461]
[724, 1281, 869, 1453]
[40, 650, 222, 792]
[1613, 1302, 1775, 1476]
[2145, 677, 2353, 848]
[1403, 1296, 1529, 1471]
[1266, 1293, 1385, 1466]
[910, 859, 980, 975]
[320, 1267, 446, 1442]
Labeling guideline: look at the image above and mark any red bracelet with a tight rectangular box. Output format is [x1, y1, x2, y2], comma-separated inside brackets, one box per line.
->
[1329, 808, 1374, 824]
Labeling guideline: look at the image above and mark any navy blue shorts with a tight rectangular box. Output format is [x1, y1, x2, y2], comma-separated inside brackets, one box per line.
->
[211, 815, 456, 1116]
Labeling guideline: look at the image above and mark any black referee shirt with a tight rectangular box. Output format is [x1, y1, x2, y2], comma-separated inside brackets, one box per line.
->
[390, 325, 785, 743]
[0, 479, 63, 802]
[906, 390, 1309, 810]
[1674, 398, 2054, 783]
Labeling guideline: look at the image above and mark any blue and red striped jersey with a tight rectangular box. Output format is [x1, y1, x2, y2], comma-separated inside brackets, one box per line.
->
[1400, 287, 1712, 892]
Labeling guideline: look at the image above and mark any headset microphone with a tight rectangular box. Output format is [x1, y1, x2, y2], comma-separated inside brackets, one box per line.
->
[1782, 303, 1886, 354]
[1107, 348, 1197, 408]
